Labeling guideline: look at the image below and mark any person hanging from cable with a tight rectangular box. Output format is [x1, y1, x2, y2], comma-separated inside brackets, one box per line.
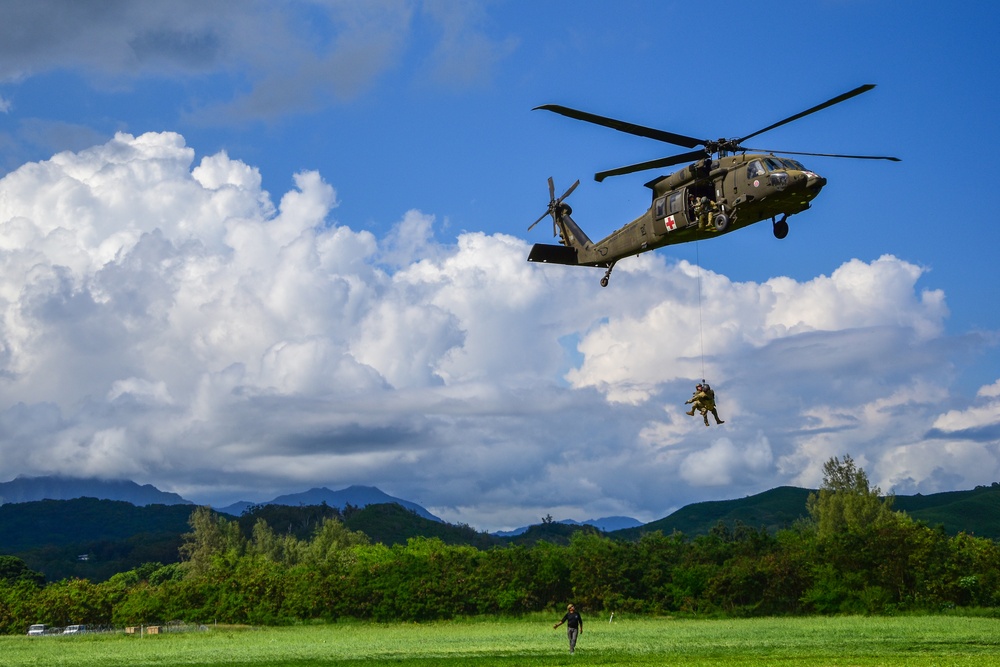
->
[685, 381, 724, 426]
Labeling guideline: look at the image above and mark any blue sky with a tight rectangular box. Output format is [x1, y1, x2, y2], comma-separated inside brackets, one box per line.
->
[0, 1, 998, 530]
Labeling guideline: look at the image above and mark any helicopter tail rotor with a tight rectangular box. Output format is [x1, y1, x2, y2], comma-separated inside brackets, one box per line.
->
[528, 177, 579, 237]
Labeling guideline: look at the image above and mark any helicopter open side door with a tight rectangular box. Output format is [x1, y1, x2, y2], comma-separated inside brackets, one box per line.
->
[651, 189, 697, 236]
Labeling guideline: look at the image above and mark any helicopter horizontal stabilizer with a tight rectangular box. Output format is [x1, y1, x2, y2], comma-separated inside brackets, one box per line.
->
[528, 243, 579, 266]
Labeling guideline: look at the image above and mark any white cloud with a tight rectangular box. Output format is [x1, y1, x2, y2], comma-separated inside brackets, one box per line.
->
[0, 131, 995, 530]
[108, 377, 174, 406]
[679, 433, 773, 487]
[928, 383, 1000, 435]
[979, 379, 1000, 399]
[566, 256, 948, 405]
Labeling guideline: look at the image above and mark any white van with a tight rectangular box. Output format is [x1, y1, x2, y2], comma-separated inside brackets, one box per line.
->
[63, 625, 87, 634]
[27, 624, 47, 636]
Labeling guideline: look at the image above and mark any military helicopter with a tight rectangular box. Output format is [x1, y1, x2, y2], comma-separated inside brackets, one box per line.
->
[527, 84, 899, 287]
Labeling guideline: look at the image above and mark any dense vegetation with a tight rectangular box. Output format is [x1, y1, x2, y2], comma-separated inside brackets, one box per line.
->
[9, 477, 1000, 584]
[0, 498, 193, 582]
[1, 456, 1000, 633]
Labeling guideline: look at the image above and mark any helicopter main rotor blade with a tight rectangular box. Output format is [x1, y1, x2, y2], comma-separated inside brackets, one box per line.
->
[737, 84, 876, 145]
[534, 104, 704, 149]
[595, 150, 707, 182]
[741, 147, 901, 162]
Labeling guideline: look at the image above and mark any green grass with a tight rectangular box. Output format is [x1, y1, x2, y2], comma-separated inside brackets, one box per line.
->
[4, 615, 1000, 666]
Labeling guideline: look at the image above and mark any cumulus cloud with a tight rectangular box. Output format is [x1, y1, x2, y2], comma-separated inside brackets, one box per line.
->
[565, 256, 948, 405]
[0, 131, 995, 530]
[927, 381, 1000, 454]
[679, 433, 774, 487]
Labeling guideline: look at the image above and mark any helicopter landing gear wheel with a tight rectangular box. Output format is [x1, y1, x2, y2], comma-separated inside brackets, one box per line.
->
[713, 213, 729, 232]
[600, 261, 616, 287]
[773, 215, 789, 240]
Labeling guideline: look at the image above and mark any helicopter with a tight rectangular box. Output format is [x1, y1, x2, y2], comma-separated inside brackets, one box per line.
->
[527, 84, 899, 287]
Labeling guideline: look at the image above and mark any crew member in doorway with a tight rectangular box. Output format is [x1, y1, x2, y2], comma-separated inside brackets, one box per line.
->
[695, 196, 719, 232]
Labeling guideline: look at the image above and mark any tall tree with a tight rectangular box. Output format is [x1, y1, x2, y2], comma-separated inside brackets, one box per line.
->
[0, 555, 44, 587]
[807, 454, 896, 539]
[306, 517, 369, 571]
[178, 506, 244, 577]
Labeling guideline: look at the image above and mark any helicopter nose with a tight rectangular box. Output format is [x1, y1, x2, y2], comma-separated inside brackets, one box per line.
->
[806, 173, 827, 192]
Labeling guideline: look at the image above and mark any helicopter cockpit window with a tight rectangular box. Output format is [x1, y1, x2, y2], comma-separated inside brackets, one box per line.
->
[747, 160, 766, 179]
[780, 158, 806, 171]
[765, 157, 785, 172]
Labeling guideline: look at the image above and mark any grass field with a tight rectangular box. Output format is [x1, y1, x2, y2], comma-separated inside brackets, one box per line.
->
[4, 614, 1000, 666]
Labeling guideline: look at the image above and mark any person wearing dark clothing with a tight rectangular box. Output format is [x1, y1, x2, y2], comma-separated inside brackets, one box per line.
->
[553, 603, 583, 653]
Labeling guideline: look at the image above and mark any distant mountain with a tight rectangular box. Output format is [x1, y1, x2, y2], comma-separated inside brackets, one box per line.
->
[612, 486, 813, 539]
[565, 516, 644, 532]
[0, 475, 193, 506]
[611, 483, 1000, 539]
[6, 483, 1000, 583]
[217, 485, 442, 522]
[894, 483, 1000, 536]
[500, 521, 598, 546]
[493, 515, 642, 537]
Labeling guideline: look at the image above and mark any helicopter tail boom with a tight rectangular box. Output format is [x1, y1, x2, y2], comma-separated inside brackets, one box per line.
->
[556, 209, 593, 249]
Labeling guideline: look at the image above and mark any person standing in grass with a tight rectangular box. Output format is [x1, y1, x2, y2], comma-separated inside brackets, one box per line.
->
[553, 603, 583, 654]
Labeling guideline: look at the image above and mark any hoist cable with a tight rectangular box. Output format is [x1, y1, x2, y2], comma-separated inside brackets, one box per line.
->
[695, 241, 706, 382]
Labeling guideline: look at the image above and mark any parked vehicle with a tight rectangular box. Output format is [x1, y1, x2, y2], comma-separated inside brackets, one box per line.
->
[27, 624, 48, 636]
[63, 625, 87, 634]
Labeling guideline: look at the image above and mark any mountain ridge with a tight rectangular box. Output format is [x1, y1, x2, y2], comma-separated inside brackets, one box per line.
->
[0, 475, 192, 506]
[4, 481, 1000, 582]
[218, 485, 443, 522]
[4, 475, 999, 539]
[493, 515, 643, 537]
[0, 476, 443, 523]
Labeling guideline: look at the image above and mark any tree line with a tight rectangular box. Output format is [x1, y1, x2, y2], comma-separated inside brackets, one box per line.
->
[1, 456, 999, 633]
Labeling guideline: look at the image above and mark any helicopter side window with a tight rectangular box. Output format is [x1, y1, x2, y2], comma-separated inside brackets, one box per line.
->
[764, 157, 785, 172]
[747, 160, 766, 179]
[668, 192, 684, 214]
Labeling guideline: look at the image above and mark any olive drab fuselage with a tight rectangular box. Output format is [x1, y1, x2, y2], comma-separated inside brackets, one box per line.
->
[527, 84, 896, 286]
[528, 153, 827, 272]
